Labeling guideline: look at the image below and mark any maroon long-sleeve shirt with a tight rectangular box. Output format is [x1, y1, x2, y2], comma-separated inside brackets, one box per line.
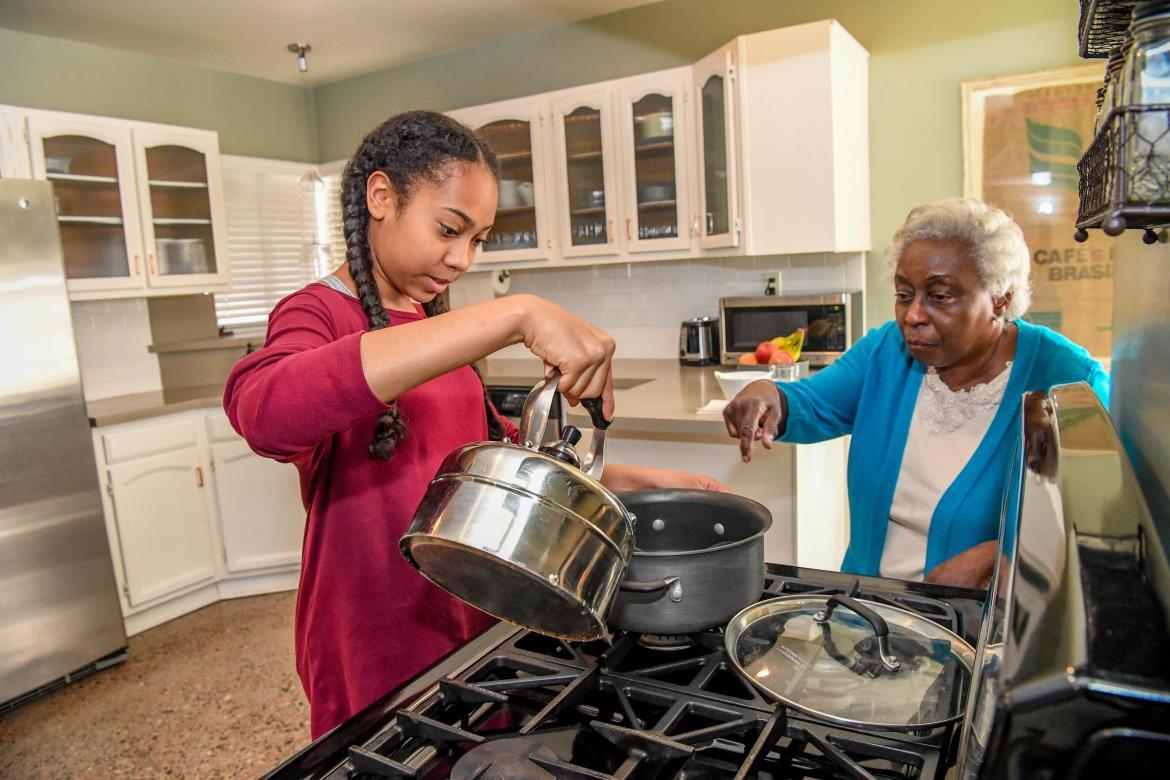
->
[224, 282, 510, 737]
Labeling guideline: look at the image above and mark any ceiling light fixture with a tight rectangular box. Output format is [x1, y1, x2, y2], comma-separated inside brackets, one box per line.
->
[287, 42, 311, 73]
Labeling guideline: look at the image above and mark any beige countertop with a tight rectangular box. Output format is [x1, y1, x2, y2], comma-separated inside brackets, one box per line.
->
[88, 359, 751, 432]
[483, 357, 743, 436]
[147, 335, 259, 354]
[87, 383, 227, 427]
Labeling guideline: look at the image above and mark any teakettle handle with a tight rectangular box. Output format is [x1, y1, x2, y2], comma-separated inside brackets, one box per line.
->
[580, 397, 611, 480]
[519, 369, 560, 448]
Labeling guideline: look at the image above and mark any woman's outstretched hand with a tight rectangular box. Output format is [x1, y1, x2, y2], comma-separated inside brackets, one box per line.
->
[723, 380, 785, 462]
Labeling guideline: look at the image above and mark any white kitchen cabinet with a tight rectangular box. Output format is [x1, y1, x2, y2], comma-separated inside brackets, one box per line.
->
[617, 71, 693, 254]
[26, 114, 148, 296]
[453, 97, 553, 265]
[549, 86, 623, 259]
[692, 44, 741, 251]
[94, 409, 303, 635]
[434, 20, 869, 273]
[9, 105, 231, 300]
[714, 20, 871, 255]
[131, 127, 230, 291]
[106, 444, 218, 606]
[206, 412, 304, 573]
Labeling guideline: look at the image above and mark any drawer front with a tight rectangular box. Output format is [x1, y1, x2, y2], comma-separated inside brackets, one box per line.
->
[102, 415, 198, 464]
[204, 409, 238, 443]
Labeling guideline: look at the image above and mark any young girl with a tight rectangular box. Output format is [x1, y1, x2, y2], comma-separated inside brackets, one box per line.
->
[224, 111, 727, 737]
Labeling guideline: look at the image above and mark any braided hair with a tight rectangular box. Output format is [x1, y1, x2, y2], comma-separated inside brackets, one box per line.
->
[341, 110, 504, 460]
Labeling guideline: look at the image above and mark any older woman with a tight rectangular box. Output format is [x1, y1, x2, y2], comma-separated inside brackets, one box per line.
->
[724, 198, 1109, 588]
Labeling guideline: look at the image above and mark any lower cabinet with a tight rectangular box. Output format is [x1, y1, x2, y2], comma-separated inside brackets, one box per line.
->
[108, 445, 218, 605]
[208, 437, 304, 573]
[581, 428, 849, 570]
[95, 408, 304, 634]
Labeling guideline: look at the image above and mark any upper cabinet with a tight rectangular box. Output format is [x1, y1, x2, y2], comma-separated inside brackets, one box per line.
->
[725, 21, 871, 255]
[549, 87, 621, 259]
[132, 128, 228, 290]
[26, 117, 147, 295]
[692, 45, 740, 251]
[618, 72, 692, 254]
[447, 19, 869, 271]
[454, 98, 552, 265]
[8, 107, 230, 300]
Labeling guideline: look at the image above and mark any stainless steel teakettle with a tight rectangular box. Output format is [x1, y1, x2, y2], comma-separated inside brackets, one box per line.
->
[400, 371, 632, 641]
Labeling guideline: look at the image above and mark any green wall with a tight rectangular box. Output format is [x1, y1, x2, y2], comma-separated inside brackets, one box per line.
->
[313, 0, 1082, 325]
[0, 28, 315, 162]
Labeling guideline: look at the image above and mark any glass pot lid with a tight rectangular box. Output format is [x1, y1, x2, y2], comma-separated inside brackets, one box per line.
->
[724, 595, 976, 731]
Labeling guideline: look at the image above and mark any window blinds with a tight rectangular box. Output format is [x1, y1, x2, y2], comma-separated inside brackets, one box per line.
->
[214, 155, 330, 331]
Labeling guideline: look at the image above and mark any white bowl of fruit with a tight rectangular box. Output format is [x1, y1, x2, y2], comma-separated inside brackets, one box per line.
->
[714, 370, 773, 399]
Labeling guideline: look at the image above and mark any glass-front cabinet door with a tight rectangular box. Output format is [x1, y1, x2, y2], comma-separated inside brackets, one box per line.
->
[26, 117, 146, 294]
[132, 128, 228, 289]
[694, 46, 740, 250]
[456, 99, 550, 265]
[618, 74, 691, 253]
[550, 89, 620, 258]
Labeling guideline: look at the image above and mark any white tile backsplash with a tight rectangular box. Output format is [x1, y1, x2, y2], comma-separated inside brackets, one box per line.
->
[71, 298, 162, 400]
[452, 253, 865, 359]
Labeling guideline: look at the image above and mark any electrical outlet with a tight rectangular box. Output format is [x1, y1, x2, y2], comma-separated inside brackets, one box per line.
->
[763, 271, 783, 297]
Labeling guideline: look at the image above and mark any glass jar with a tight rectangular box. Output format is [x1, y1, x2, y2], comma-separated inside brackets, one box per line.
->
[1123, 11, 1170, 204]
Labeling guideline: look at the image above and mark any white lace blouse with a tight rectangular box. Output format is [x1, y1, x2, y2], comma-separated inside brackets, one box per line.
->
[878, 362, 1012, 581]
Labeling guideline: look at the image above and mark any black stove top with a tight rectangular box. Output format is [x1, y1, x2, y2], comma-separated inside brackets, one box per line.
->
[265, 565, 985, 780]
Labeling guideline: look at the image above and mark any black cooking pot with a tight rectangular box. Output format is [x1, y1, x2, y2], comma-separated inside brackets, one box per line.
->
[609, 489, 772, 635]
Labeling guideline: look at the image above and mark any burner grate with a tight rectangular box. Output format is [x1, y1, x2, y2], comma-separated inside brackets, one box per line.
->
[277, 567, 979, 780]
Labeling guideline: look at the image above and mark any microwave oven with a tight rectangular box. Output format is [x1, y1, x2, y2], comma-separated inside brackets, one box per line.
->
[718, 292, 862, 367]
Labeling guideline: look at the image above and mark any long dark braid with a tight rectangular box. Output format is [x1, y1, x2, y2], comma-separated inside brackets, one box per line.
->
[341, 110, 504, 460]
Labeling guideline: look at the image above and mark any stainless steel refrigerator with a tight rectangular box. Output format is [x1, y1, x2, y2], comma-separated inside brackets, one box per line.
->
[0, 179, 126, 710]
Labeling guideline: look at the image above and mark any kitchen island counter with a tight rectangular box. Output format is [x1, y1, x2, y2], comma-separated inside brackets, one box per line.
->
[482, 357, 849, 571]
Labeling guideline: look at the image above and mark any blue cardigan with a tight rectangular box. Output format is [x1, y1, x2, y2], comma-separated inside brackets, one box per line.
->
[778, 319, 1110, 576]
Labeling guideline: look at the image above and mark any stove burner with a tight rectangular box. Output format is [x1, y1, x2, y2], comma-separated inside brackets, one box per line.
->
[636, 633, 695, 650]
[449, 736, 559, 779]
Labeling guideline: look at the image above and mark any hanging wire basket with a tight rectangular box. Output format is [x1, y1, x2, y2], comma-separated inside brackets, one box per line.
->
[1075, 104, 1170, 243]
[1079, 0, 1138, 58]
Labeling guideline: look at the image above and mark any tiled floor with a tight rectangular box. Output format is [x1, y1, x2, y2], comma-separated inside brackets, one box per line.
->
[0, 591, 309, 778]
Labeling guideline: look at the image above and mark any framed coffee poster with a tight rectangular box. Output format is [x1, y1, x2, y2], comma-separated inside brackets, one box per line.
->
[963, 63, 1110, 359]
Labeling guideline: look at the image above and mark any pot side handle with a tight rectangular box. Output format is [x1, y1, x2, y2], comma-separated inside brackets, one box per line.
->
[619, 575, 683, 603]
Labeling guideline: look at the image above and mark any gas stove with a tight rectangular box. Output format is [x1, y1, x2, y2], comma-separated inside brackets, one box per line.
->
[264, 564, 985, 780]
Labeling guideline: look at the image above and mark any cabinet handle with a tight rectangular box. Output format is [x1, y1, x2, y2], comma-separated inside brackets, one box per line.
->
[149, 253, 158, 275]
[608, 219, 615, 243]
[626, 218, 632, 241]
[195, 466, 204, 488]
[692, 213, 702, 237]
[133, 254, 142, 276]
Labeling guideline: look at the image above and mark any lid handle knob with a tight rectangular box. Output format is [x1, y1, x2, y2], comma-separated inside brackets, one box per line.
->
[814, 594, 901, 672]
